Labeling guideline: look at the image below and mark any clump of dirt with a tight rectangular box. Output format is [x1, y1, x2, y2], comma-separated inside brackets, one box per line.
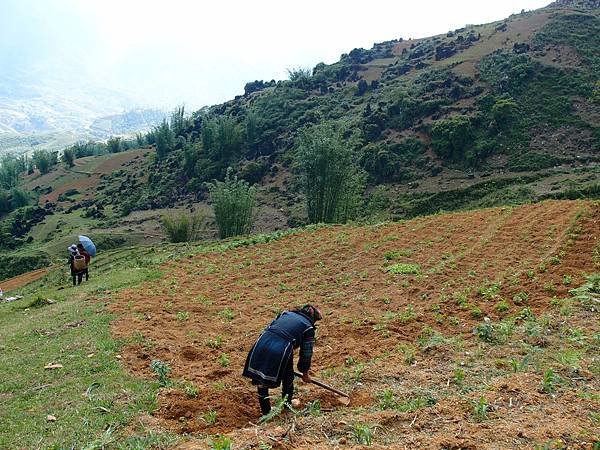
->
[110, 200, 599, 448]
[156, 388, 258, 434]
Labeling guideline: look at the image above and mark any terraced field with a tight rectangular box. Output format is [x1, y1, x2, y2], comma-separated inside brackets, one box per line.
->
[108, 200, 599, 449]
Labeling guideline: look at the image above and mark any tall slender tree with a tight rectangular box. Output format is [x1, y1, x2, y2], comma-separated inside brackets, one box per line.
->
[296, 123, 364, 224]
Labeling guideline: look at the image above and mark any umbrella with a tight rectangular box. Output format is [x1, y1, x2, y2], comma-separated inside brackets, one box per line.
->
[78, 235, 97, 257]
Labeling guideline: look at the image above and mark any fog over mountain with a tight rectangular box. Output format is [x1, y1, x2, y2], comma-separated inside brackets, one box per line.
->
[0, 0, 549, 152]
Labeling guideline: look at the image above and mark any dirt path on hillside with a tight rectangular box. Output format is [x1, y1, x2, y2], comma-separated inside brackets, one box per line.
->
[1, 268, 48, 292]
[110, 200, 599, 448]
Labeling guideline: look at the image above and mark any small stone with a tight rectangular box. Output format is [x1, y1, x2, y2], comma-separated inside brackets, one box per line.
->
[44, 363, 63, 370]
[46, 415, 57, 422]
[291, 399, 301, 408]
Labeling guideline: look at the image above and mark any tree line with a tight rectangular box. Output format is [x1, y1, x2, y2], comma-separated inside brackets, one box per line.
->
[162, 121, 365, 242]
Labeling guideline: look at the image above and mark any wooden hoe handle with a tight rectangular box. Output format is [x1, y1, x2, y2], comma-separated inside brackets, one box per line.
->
[294, 371, 350, 398]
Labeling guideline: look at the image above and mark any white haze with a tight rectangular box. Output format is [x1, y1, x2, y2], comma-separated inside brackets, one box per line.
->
[1, 0, 550, 110]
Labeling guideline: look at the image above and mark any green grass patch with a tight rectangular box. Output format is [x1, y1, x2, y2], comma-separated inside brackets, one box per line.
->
[0, 246, 176, 448]
[385, 263, 421, 275]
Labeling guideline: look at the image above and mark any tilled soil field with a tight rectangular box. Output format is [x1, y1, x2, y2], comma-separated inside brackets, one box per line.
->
[111, 200, 599, 449]
[1, 268, 48, 292]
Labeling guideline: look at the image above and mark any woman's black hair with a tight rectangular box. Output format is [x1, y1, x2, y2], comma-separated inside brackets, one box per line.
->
[298, 304, 322, 323]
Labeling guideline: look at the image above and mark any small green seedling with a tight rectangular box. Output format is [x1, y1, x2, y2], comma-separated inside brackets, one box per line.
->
[474, 323, 495, 343]
[218, 308, 234, 322]
[472, 396, 488, 422]
[541, 368, 559, 394]
[176, 311, 190, 321]
[218, 353, 230, 367]
[207, 335, 224, 349]
[204, 409, 217, 425]
[182, 380, 198, 398]
[513, 291, 529, 305]
[495, 300, 510, 313]
[352, 422, 373, 446]
[150, 360, 171, 386]
[377, 389, 396, 410]
[470, 306, 483, 318]
[384, 250, 400, 260]
[305, 399, 321, 417]
[399, 304, 417, 323]
[258, 397, 286, 424]
[210, 435, 231, 450]
[453, 368, 465, 386]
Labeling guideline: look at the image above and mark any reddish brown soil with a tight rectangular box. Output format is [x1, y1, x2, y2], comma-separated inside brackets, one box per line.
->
[111, 200, 599, 448]
[1, 268, 48, 291]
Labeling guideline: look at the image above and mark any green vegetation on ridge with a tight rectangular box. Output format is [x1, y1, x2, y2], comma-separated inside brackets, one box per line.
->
[1, 2, 600, 281]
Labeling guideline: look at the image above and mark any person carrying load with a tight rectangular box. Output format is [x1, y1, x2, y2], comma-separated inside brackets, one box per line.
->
[68, 244, 86, 286]
[76, 243, 91, 281]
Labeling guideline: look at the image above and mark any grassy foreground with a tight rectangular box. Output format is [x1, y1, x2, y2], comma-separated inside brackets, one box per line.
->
[0, 247, 178, 449]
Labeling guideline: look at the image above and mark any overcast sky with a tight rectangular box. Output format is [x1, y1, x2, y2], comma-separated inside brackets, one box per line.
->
[1, 0, 550, 110]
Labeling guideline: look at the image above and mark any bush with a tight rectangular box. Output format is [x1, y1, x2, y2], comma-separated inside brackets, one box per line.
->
[154, 120, 175, 159]
[430, 116, 473, 162]
[287, 67, 312, 81]
[479, 52, 537, 95]
[161, 212, 203, 243]
[0, 188, 9, 214]
[507, 152, 561, 172]
[361, 138, 424, 183]
[170, 105, 187, 137]
[0, 206, 50, 250]
[93, 235, 126, 250]
[532, 13, 600, 73]
[244, 80, 276, 95]
[62, 148, 75, 167]
[0, 154, 25, 189]
[201, 116, 243, 163]
[208, 168, 255, 239]
[240, 161, 268, 184]
[32, 150, 57, 174]
[10, 188, 30, 209]
[491, 98, 520, 128]
[107, 136, 122, 154]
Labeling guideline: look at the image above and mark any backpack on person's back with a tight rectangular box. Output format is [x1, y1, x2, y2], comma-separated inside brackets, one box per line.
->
[73, 254, 87, 271]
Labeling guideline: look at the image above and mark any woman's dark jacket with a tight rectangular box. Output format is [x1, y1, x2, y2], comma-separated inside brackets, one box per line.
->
[242, 310, 315, 387]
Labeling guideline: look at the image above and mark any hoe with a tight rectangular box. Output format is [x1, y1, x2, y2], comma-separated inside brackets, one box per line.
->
[294, 371, 351, 406]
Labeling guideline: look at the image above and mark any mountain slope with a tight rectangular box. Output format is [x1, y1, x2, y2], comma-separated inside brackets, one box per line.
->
[129, 0, 597, 223]
[1, 1, 599, 282]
